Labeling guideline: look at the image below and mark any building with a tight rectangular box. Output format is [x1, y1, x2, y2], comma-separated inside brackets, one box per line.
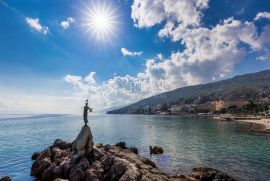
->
[214, 100, 248, 111]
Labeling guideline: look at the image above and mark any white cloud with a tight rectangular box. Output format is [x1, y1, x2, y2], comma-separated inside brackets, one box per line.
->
[254, 12, 270, 21]
[64, 72, 166, 110]
[121, 48, 143, 56]
[60, 17, 75, 29]
[65, 75, 83, 87]
[142, 18, 270, 87]
[85, 72, 96, 85]
[25, 17, 48, 34]
[131, 0, 209, 28]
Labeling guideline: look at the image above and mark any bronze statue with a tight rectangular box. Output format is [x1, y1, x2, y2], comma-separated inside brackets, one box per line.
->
[83, 100, 92, 126]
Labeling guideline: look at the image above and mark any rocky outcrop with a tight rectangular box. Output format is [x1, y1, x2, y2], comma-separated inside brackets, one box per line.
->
[31, 139, 192, 181]
[191, 167, 237, 181]
[30, 125, 237, 181]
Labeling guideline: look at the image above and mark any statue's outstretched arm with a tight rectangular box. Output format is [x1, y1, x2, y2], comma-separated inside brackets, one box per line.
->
[89, 107, 93, 112]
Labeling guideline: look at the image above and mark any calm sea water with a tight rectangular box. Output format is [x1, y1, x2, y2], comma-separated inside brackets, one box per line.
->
[0, 114, 269, 181]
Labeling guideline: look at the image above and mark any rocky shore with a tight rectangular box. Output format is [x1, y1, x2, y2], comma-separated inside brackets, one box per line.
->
[30, 125, 237, 181]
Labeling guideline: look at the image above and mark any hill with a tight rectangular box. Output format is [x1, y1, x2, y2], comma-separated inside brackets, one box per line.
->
[107, 70, 270, 114]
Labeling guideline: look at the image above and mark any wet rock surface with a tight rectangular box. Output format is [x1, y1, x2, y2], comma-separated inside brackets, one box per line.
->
[30, 126, 237, 181]
[191, 167, 237, 181]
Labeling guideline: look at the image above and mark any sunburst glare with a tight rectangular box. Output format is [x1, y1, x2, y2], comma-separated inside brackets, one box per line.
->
[81, 0, 119, 43]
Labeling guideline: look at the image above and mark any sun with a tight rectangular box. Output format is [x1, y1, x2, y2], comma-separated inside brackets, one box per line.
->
[81, 1, 119, 43]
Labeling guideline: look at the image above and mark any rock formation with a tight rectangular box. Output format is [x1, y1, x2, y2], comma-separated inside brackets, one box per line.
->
[71, 126, 94, 162]
[191, 167, 237, 181]
[30, 125, 237, 181]
[149, 146, 164, 154]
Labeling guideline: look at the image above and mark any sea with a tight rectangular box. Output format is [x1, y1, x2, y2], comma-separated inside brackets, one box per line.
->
[0, 114, 270, 181]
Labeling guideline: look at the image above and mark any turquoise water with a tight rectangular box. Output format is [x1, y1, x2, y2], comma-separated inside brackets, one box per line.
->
[0, 114, 270, 181]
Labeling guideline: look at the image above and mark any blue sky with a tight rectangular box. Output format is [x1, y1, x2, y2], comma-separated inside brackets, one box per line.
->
[0, 0, 270, 113]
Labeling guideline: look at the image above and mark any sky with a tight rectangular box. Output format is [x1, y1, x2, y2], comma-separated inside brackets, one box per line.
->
[0, 0, 270, 114]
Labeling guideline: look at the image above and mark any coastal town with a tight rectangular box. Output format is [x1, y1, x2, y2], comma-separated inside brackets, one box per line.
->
[128, 98, 269, 116]
[141, 99, 249, 115]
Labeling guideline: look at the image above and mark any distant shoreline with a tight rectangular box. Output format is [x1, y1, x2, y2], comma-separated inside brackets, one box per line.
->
[211, 115, 270, 134]
[235, 118, 270, 134]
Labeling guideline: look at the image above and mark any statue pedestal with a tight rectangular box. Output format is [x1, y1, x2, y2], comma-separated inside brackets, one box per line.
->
[71, 125, 94, 162]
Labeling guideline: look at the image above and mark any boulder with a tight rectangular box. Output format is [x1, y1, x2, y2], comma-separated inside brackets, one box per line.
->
[120, 169, 141, 181]
[129, 147, 138, 154]
[51, 147, 69, 164]
[72, 126, 94, 161]
[53, 139, 70, 150]
[69, 157, 89, 181]
[36, 148, 51, 161]
[149, 146, 164, 154]
[42, 163, 57, 181]
[191, 167, 237, 181]
[32, 152, 40, 160]
[61, 160, 72, 179]
[31, 157, 52, 177]
[0, 176, 12, 181]
[91, 146, 104, 161]
[85, 169, 99, 181]
[53, 165, 64, 178]
[116, 141, 126, 149]
[69, 167, 85, 181]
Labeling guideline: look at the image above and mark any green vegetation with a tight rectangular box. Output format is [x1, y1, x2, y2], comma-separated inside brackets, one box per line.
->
[215, 101, 270, 115]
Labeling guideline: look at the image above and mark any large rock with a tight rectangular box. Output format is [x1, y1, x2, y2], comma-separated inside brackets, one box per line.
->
[53, 139, 71, 150]
[72, 126, 94, 161]
[191, 167, 237, 181]
[0, 176, 12, 181]
[42, 163, 57, 181]
[116, 141, 127, 149]
[31, 157, 52, 177]
[149, 146, 164, 154]
[31, 152, 40, 160]
[129, 147, 138, 154]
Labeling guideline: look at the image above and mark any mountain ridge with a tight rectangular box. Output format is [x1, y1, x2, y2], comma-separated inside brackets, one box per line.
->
[107, 70, 270, 114]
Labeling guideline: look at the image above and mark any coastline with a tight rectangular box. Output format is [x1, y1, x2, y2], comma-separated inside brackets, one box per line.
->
[235, 118, 270, 134]
[212, 115, 270, 134]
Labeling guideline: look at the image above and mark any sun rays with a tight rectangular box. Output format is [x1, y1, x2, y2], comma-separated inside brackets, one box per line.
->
[80, 0, 120, 43]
